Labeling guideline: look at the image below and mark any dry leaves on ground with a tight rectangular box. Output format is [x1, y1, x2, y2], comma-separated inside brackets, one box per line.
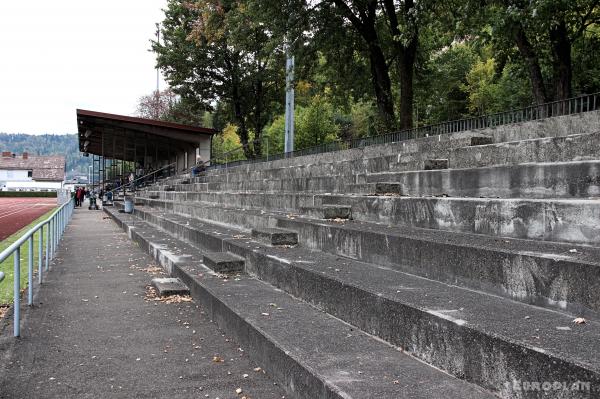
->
[0, 305, 8, 320]
[144, 286, 193, 304]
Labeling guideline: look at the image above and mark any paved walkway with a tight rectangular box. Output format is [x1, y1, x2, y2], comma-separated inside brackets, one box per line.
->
[0, 207, 286, 399]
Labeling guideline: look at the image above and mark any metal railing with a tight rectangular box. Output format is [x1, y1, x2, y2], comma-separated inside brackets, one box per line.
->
[206, 92, 600, 170]
[0, 198, 75, 337]
[105, 162, 177, 198]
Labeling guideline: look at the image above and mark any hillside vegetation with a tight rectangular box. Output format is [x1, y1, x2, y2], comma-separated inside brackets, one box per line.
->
[0, 133, 89, 178]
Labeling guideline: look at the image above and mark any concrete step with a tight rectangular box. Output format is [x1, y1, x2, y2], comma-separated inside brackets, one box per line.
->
[320, 195, 600, 245]
[136, 189, 600, 245]
[424, 159, 449, 170]
[132, 198, 600, 316]
[367, 160, 600, 199]
[137, 190, 318, 213]
[251, 228, 298, 246]
[204, 131, 492, 176]
[106, 205, 600, 398]
[450, 130, 600, 169]
[105, 208, 495, 399]
[300, 205, 352, 220]
[150, 277, 190, 297]
[202, 251, 245, 273]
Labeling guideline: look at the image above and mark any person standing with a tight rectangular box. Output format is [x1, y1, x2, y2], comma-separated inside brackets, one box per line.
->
[77, 187, 85, 207]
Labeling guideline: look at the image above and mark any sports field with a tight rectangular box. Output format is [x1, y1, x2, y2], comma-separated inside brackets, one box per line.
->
[0, 197, 57, 241]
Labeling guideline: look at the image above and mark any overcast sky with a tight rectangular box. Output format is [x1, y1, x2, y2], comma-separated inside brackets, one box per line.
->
[0, 0, 168, 135]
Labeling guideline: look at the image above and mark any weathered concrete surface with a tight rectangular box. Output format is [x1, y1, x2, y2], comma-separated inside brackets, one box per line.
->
[105, 208, 499, 399]
[322, 195, 600, 245]
[139, 191, 600, 245]
[251, 227, 298, 246]
[202, 252, 245, 273]
[300, 205, 352, 220]
[367, 160, 600, 199]
[126, 201, 600, 317]
[450, 130, 600, 169]
[151, 277, 190, 296]
[106, 205, 600, 399]
[0, 208, 286, 399]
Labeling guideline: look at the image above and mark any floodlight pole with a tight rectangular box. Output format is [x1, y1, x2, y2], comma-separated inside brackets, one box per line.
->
[284, 42, 295, 154]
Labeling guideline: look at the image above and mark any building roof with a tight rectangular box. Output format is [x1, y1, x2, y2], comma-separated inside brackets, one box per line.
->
[76, 109, 217, 160]
[0, 155, 66, 181]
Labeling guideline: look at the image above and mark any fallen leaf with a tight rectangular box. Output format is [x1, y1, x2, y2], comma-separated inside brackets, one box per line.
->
[212, 356, 224, 363]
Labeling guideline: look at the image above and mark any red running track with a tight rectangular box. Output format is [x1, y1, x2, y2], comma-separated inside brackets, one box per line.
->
[0, 198, 57, 242]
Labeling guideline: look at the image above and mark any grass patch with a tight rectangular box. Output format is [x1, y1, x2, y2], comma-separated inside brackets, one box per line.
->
[0, 208, 57, 304]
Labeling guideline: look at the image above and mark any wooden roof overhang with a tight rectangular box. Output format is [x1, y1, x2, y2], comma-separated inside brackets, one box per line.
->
[76, 109, 216, 162]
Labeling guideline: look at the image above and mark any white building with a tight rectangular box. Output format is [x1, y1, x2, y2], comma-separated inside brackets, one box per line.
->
[0, 152, 66, 191]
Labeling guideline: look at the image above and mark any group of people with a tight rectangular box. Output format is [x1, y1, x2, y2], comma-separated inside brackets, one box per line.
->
[74, 186, 88, 207]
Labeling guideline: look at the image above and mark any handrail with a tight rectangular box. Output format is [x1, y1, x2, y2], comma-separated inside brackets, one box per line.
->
[0, 197, 75, 337]
[185, 138, 266, 175]
[205, 91, 600, 170]
[105, 162, 177, 197]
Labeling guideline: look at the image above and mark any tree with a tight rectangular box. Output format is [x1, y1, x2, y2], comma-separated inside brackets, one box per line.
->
[323, 0, 397, 130]
[136, 89, 178, 120]
[482, 0, 600, 102]
[153, 0, 285, 158]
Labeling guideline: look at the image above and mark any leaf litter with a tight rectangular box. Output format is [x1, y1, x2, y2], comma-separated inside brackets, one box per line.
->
[144, 285, 193, 304]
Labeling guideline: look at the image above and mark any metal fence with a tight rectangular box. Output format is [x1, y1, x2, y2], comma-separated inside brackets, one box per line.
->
[0, 198, 75, 337]
[207, 92, 599, 170]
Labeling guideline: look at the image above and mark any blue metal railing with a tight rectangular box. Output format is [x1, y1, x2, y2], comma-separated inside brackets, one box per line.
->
[0, 197, 75, 337]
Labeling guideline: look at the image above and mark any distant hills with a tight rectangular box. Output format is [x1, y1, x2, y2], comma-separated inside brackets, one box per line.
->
[0, 133, 90, 179]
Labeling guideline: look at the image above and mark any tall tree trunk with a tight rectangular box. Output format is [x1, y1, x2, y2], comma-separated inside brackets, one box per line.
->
[513, 23, 548, 105]
[549, 19, 572, 101]
[398, 40, 417, 130]
[382, 0, 417, 130]
[367, 43, 396, 131]
[225, 52, 253, 159]
[330, 0, 396, 131]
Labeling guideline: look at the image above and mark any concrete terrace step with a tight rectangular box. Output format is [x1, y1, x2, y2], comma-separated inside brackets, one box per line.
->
[136, 189, 600, 245]
[449, 129, 600, 169]
[299, 205, 352, 220]
[194, 130, 600, 186]
[204, 131, 492, 176]
[202, 251, 245, 273]
[149, 155, 600, 199]
[251, 227, 298, 246]
[105, 205, 600, 398]
[131, 198, 600, 316]
[104, 208, 495, 399]
[367, 160, 600, 199]
[320, 194, 600, 245]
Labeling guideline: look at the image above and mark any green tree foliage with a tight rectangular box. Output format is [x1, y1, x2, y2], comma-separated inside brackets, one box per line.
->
[153, 0, 600, 159]
[0, 133, 90, 178]
[153, 0, 286, 158]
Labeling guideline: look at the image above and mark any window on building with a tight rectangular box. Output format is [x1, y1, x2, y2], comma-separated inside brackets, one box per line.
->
[28, 170, 33, 178]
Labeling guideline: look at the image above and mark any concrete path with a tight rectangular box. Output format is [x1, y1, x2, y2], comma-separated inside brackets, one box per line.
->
[0, 207, 286, 399]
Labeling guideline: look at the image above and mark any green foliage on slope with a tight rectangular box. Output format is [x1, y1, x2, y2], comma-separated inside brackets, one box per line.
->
[0, 133, 89, 178]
